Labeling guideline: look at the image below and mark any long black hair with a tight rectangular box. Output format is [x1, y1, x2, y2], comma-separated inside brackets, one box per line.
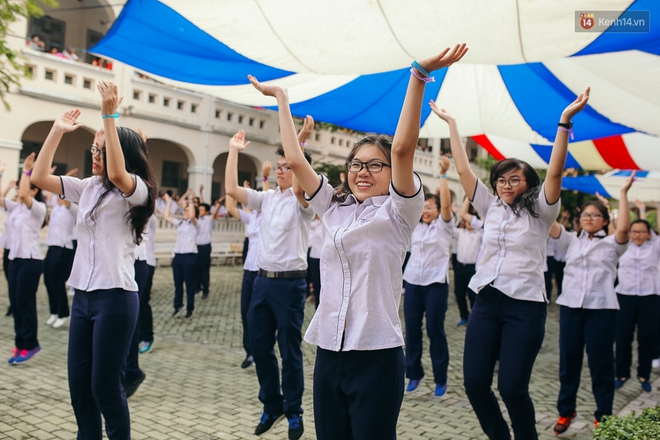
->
[90, 127, 157, 245]
[333, 134, 392, 202]
[489, 158, 541, 218]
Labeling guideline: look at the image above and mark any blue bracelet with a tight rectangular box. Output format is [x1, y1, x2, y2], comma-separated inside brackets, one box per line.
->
[411, 60, 430, 77]
[439, 174, 448, 179]
[102, 111, 120, 119]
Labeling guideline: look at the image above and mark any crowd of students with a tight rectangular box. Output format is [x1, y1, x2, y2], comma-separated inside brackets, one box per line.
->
[2, 45, 658, 440]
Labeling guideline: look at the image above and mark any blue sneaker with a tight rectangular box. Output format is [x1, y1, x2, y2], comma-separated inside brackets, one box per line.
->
[287, 414, 304, 440]
[254, 412, 284, 436]
[457, 319, 468, 327]
[12, 347, 41, 365]
[139, 340, 154, 354]
[406, 375, 426, 393]
[639, 378, 652, 392]
[614, 377, 627, 389]
[435, 383, 447, 397]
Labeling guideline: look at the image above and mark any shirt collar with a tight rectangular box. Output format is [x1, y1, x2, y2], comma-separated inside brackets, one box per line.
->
[340, 193, 388, 207]
[578, 229, 607, 240]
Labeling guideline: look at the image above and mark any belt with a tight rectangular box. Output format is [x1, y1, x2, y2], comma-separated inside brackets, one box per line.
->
[258, 269, 307, 279]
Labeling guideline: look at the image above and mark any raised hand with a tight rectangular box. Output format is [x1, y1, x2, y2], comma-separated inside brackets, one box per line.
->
[417, 44, 469, 73]
[561, 87, 590, 121]
[23, 152, 36, 171]
[229, 130, 250, 152]
[439, 155, 451, 174]
[262, 160, 272, 178]
[93, 128, 105, 147]
[243, 180, 251, 189]
[135, 127, 148, 143]
[53, 109, 82, 133]
[634, 199, 646, 211]
[429, 100, 455, 124]
[97, 80, 124, 115]
[298, 115, 314, 144]
[248, 75, 287, 98]
[594, 191, 610, 207]
[65, 168, 79, 177]
[621, 171, 636, 194]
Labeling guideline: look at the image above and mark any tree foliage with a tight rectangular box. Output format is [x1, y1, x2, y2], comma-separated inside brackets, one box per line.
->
[0, 0, 57, 109]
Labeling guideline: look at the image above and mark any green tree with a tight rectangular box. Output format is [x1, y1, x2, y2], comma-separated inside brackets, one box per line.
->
[0, 0, 57, 109]
[313, 161, 344, 188]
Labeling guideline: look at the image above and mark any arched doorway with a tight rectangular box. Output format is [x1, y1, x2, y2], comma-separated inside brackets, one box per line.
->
[211, 152, 259, 202]
[146, 138, 192, 196]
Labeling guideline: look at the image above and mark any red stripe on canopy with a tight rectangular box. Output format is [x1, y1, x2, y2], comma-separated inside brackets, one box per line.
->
[593, 135, 640, 170]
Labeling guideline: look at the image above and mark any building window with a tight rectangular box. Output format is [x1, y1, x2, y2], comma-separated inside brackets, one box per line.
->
[338, 139, 343, 146]
[161, 161, 180, 188]
[26, 65, 35, 77]
[315, 133, 320, 141]
[163, 97, 170, 107]
[177, 100, 184, 110]
[249, 117, 254, 127]
[148, 94, 156, 103]
[238, 115, 244, 124]
[330, 137, 335, 144]
[191, 104, 197, 113]
[215, 110, 221, 118]
[227, 112, 233, 122]
[83, 79, 92, 89]
[45, 70, 54, 80]
[259, 120, 265, 129]
[64, 74, 74, 85]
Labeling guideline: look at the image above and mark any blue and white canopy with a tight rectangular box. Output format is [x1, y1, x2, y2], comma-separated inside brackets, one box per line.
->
[92, 0, 660, 174]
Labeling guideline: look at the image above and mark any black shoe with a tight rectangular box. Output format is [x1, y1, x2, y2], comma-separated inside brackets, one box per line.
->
[241, 355, 254, 369]
[5, 307, 12, 317]
[172, 306, 184, 318]
[123, 372, 146, 398]
[287, 414, 304, 440]
[255, 412, 284, 436]
[201, 292, 209, 300]
[185, 309, 194, 319]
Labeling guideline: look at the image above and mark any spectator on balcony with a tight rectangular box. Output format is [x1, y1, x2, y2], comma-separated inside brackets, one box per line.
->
[62, 47, 80, 62]
[26, 35, 45, 51]
[48, 45, 65, 58]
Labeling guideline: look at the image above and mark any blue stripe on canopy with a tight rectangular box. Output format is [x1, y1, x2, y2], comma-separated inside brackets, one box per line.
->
[561, 175, 610, 197]
[498, 63, 634, 142]
[265, 67, 446, 135]
[90, 0, 293, 85]
[611, 170, 649, 178]
[573, 0, 660, 57]
[530, 144, 582, 170]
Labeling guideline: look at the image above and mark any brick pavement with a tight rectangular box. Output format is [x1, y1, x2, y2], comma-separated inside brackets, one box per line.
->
[1, 265, 658, 439]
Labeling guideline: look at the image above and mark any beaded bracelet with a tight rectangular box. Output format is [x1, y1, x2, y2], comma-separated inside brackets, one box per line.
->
[410, 68, 435, 83]
[102, 111, 120, 119]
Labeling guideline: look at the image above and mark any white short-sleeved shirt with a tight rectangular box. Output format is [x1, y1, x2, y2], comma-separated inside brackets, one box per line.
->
[61, 175, 148, 292]
[552, 235, 567, 262]
[7, 199, 47, 260]
[456, 227, 483, 265]
[308, 217, 323, 259]
[196, 215, 214, 245]
[146, 214, 157, 267]
[304, 174, 424, 352]
[403, 216, 454, 286]
[1, 199, 19, 249]
[246, 187, 314, 272]
[468, 180, 559, 303]
[615, 235, 660, 296]
[45, 203, 78, 249]
[555, 227, 628, 309]
[238, 209, 261, 272]
[172, 218, 199, 254]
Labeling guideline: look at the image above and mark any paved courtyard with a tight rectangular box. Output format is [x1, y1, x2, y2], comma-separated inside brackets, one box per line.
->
[1, 265, 658, 439]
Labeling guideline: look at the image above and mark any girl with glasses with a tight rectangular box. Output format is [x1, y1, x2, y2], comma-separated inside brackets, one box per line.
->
[432, 88, 590, 440]
[549, 178, 634, 434]
[31, 80, 156, 440]
[249, 44, 468, 440]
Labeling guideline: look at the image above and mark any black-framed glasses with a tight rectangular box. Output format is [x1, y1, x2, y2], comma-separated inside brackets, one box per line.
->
[90, 144, 105, 157]
[580, 213, 603, 220]
[346, 160, 391, 174]
[496, 177, 526, 187]
[273, 165, 291, 172]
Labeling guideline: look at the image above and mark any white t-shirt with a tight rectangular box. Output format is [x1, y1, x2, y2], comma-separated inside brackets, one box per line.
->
[7, 199, 47, 260]
[172, 218, 199, 254]
[615, 235, 660, 296]
[403, 216, 454, 286]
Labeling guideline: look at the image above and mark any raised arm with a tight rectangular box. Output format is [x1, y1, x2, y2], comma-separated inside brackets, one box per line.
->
[97, 81, 134, 195]
[198, 185, 204, 204]
[615, 172, 635, 244]
[392, 44, 468, 196]
[187, 202, 197, 225]
[261, 160, 271, 192]
[634, 199, 647, 220]
[225, 194, 240, 219]
[163, 193, 174, 224]
[430, 103, 477, 199]
[248, 77, 320, 198]
[545, 88, 590, 205]
[438, 156, 452, 222]
[31, 109, 82, 194]
[459, 196, 474, 223]
[595, 192, 616, 235]
[18, 153, 36, 208]
[291, 116, 315, 208]
[225, 130, 250, 205]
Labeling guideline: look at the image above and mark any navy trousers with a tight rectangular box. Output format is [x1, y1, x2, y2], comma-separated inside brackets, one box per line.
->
[125, 260, 148, 382]
[138, 264, 155, 343]
[557, 306, 617, 422]
[403, 281, 449, 385]
[306, 256, 321, 308]
[3, 248, 11, 313]
[240, 270, 258, 357]
[453, 262, 476, 321]
[8, 258, 43, 350]
[196, 243, 211, 295]
[314, 347, 405, 440]
[172, 253, 197, 312]
[247, 275, 306, 416]
[44, 246, 74, 318]
[616, 294, 659, 381]
[68, 288, 139, 440]
[463, 285, 546, 440]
